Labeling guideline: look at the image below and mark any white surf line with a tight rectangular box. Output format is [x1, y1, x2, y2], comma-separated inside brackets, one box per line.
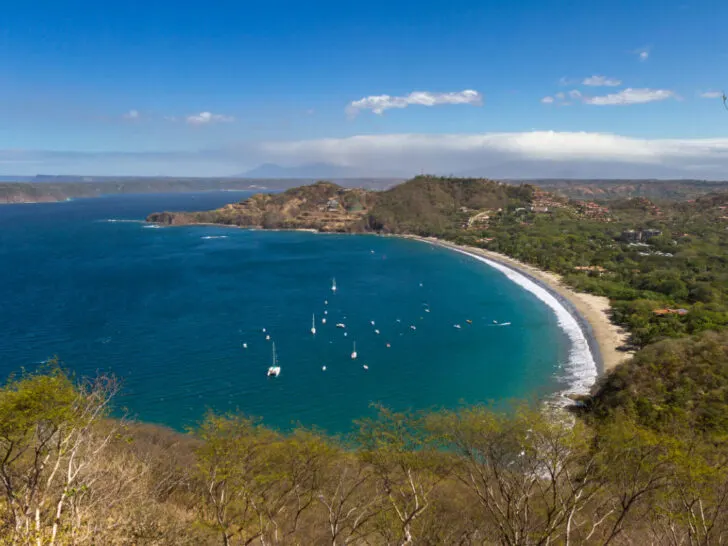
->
[446, 245, 598, 399]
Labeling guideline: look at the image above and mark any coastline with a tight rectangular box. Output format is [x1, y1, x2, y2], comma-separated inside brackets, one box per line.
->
[145, 217, 631, 384]
[404, 236, 632, 378]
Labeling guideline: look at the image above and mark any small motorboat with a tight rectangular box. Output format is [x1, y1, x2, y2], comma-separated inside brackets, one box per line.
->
[265, 334, 271, 341]
[336, 323, 346, 329]
[362, 364, 369, 370]
[386, 343, 391, 348]
[410, 325, 416, 331]
[322, 318, 327, 324]
[466, 319, 473, 324]
[322, 366, 327, 371]
[331, 278, 337, 292]
[242, 342, 248, 349]
[453, 324, 462, 329]
[374, 329, 380, 335]
[370, 320, 375, 326]
[351, 342, 357, 360]
[311, 314, 317, 335]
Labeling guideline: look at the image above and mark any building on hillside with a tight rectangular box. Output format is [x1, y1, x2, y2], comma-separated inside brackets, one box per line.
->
[653, 308, 689, 316]
[574, 265, 607, 276]
[326, 199, 339, 211]
[621, 229, 662, 243]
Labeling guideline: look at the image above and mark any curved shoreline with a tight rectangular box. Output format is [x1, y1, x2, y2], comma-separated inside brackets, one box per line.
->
[404, 236, 632, 394]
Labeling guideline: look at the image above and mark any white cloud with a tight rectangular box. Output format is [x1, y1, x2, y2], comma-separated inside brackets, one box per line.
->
[541, 96, 555, 104]
[568, 89, 582, 99]
[699, 90, 723, 99]
[253, 131, 728, 178]
[186, 112, 235, 125]
[584, 88, 675, 105]
[635, 48, 650, 61]
[6, 131, 728, 178]
[123, 109, 139, 120]
[582, 75, 622, 87]
[346, 89, 482, 116]
[555, 92, 565, 100]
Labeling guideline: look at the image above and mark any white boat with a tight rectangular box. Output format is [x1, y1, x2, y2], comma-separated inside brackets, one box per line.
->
[324, 310, 328, 315]
[324, 300, 328, 305]
[496, 322, 512, 326]
[311, 314, 317, 335]
[410, 325, 416, 331]
[351, 342, 357, 360]
[370, 320, 375, 326]
[424, 308, 430, 313]
[262, 327, 267, 333]
[242, 342, 248, 349]
[265, 334, 271, 341]
[374, 329, 380, 335]
[331, 278, 337, 292]
[322, 317, 327, 324]
[267, 343, 281, 377]
[336, 323, 346, 329]
[344, 332, 348, 337]
[453, 324, 461, 329]
[362, 364, 369, 370]
[322, 365, 327, 371]
[386, 343, 391, 348]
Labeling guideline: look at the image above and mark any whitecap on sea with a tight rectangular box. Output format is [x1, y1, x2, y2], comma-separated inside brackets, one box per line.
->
[447, 247, 598, 402]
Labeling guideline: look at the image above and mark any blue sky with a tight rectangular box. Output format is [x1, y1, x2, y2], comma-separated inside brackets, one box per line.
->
[1, 0, 727, 177]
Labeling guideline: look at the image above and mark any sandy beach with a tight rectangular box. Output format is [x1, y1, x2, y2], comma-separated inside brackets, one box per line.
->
[407, 236, 632, 375]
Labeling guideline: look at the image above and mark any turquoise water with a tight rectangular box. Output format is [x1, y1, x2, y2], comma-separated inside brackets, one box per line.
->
[0, 193, 572, 433]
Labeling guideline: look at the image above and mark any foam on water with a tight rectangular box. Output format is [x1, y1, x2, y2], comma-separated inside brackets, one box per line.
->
[102, 219, 145, 223]
[201, 235, 228, 240]
[448, 247, 598, 400]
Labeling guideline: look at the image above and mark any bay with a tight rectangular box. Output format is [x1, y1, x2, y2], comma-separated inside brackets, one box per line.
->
[0, 192, 572, 433]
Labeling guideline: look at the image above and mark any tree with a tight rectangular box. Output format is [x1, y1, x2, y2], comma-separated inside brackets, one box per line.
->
[0, 363, 121, 545]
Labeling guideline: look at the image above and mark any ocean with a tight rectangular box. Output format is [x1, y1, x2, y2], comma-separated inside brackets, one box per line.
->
[0, 192, 578, 433]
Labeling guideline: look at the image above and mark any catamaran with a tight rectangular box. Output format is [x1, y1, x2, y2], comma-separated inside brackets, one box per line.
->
[331, 278, 337, 292]
[311, 314, 316, 335]
[351, 342, 357, 360]
[267, 343, 281, 377]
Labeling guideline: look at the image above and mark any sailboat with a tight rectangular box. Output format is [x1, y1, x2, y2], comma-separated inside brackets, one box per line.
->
[267, 343, 281, 377]
[351, 342, 358, 360]
[331, 278, 337, 292]
[311, 314, 316, 335]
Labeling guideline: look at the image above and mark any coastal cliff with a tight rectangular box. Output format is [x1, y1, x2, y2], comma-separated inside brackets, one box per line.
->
[146, 176, 536, 234]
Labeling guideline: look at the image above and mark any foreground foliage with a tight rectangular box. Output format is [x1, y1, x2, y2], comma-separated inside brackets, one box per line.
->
[2, 367, 728, 545]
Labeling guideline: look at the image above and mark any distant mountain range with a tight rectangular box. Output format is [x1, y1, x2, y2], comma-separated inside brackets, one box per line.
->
[238, 163, 408, 179]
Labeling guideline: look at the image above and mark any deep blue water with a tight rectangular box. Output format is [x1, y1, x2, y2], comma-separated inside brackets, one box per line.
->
[0, 192, 571, 433]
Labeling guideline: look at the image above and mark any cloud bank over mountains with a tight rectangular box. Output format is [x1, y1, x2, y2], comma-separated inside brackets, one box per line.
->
[4, 131, 728, 179]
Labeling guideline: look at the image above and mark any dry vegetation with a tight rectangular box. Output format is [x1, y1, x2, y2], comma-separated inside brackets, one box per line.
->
[2, 362, 727, 545]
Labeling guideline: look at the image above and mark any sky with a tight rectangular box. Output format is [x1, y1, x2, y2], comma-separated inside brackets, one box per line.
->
[1, 0, 727, 178]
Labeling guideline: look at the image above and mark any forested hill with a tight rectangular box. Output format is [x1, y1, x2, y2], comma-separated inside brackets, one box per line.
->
[529, 178, 728, 201]
[147, 176, 536, 233]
